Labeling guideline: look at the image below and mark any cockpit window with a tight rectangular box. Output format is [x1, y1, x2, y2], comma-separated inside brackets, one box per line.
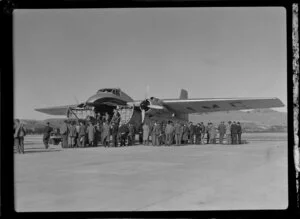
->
[97, 88, 120, 96]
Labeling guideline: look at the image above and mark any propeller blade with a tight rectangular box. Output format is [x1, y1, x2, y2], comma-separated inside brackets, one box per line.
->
[141, 109, 145, 123]
[146, 85, 150, 99]
[148, 105, 164, 110]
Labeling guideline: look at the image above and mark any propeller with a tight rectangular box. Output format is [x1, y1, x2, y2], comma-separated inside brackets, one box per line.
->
[141, 85, 150, 123]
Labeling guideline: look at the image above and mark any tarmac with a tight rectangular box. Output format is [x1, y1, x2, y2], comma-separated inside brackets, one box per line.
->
[14, 136, 288, 211]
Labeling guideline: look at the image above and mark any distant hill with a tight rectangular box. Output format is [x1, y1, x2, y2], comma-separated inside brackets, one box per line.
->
[21, 109, 287, 134]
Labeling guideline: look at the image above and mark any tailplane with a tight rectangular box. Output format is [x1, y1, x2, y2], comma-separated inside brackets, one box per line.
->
[179, 89, 188, 99]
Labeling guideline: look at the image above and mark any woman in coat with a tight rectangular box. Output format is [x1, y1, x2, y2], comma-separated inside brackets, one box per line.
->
[142, 123, 150, 145]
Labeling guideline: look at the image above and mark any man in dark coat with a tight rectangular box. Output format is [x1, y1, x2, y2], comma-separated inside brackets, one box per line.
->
[218, 121, 226, 144]
[231, 121, 238, 144]
[110, 122, 119, 147]
[236, 122, 242, 144]
[119, 123, 129, 146]
[195, 123, 202, 145]
[188, 122, 195, 144]
[43, 122, 53, 149]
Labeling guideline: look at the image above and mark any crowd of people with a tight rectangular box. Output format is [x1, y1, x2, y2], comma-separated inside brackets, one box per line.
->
[14, 110, 244, 154]
[42, 109, 243, 148]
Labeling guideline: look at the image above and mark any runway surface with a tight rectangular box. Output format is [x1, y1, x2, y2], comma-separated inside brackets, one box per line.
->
[14, 134, 288, 211]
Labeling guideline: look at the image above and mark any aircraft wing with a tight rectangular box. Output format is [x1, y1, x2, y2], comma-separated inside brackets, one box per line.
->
[35, 104, 78, 116]
[162, 97, 284, 114]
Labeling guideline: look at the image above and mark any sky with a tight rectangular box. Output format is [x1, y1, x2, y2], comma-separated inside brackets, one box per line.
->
[14, 7, 287, 120]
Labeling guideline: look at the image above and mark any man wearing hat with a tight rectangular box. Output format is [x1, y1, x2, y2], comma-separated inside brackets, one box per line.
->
[43, 122, 53, 149]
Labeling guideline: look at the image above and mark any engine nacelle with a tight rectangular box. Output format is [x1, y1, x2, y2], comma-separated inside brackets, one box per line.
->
[140, 97, 166, 113]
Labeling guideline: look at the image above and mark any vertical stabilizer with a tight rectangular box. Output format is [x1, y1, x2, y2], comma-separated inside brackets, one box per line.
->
[179, 89, 188, 99]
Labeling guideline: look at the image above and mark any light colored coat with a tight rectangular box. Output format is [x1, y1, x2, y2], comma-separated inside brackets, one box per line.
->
[142, 124, 150, 140]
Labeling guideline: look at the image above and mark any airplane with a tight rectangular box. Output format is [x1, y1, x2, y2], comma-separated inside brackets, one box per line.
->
[35, 88, 285, 129]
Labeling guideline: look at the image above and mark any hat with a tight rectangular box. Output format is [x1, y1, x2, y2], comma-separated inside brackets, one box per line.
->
[47, 122, 50, 125]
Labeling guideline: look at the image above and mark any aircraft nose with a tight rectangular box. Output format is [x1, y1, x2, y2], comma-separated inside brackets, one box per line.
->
[86, 93, 104, 105]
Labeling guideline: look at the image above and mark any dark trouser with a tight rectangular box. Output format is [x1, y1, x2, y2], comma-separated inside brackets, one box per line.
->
[151, 133, 155, 146]
[111, 134, 118, 147]
[43, 135, 50, 149]
[62, 134, 68, 148]
[195, 134, 201, 144]
[120, 134, 127, 146]
[15, 137, 24, 153]
[232, 134, 237, 144]
[127, 135, 132, 146]
[139, 133, 143, 144]
[207, 133, 210, 144]
[160, 134, 165, 145]
[237, 133, 242, 144]
[219, 133, 225, 144]
[189, 134, 195, 144]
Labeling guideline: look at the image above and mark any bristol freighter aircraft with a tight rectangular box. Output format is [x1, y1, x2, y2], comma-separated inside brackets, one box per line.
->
[35, 88, 284, 128]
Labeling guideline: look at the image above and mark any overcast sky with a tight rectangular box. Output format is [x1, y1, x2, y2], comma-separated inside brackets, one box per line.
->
[14, 7, 287, 120]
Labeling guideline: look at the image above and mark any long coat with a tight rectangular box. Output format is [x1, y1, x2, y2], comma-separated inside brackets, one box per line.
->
[182, 126, 189, 141]
[142, 124, 150, 140]
[87, 125, 96, 141]
[101, 123, 110, 138]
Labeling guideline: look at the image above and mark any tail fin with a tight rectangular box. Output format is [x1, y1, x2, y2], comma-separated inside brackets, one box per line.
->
[179, 89, 188, 99]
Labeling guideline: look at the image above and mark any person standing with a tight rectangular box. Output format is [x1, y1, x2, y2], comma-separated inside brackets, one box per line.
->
[87, 122, 96, 147]
[206, 123, 211, 144]
[188, 122, 195, 144]
[231, 121, 238, 144]
[182, 123, 189, 145]
[69, 121, 77, 148]
[111, 109, 121, 126]
[236, 122, 242, 144]
[14, 119, 27, 154]
[60, 120, 69, 148]
[75, 121, 81, 147]
[174, 121, 181, 146]
[78, 121, 87, 147]
[42, 122, 53, 150]
[151, 121, 156, 146]
[138, 124, 143, 144]
[195, 123, 201, 145]
[218, 121, 226, 144]
[101, 121, 110, 147]
[110, 122, 119, 147]
[226, 121, 232, 145]
[105, 112, 110, 123]
[210, 125, 217, 144]
[153, 122, 162, 146]
[128, 123, 135, 146]
[200, 122, 205, 144]
[118, 123, 129, 146]
[142, 122, 150, 145]
[165, 121, 173, 146]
